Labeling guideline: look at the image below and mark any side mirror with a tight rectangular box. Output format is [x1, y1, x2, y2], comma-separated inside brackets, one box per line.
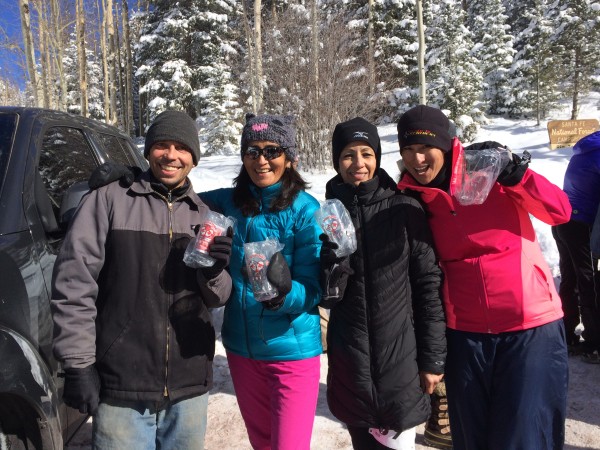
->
[59, 181, 90, 228]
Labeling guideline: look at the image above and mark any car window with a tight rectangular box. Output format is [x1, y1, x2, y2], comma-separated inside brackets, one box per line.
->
[38, 126, 98, 208]
[0, 113, 17, 188]
[96, 132, 136, 166]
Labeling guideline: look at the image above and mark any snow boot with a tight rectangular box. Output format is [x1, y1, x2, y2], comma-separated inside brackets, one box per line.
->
[423, 381, 453, 449]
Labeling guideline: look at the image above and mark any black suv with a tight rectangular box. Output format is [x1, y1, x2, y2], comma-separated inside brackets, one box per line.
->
[0, 107, 147, 449]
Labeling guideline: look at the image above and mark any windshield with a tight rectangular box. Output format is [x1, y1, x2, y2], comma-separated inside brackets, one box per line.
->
[0, 112, 17, 188]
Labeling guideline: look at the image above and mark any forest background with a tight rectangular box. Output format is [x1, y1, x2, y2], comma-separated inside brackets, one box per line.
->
[1, 0, 600, 171]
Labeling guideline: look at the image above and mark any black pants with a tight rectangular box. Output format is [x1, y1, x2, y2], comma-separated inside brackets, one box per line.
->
[552, 220, 600, 349]
[347, 425, 389, 450]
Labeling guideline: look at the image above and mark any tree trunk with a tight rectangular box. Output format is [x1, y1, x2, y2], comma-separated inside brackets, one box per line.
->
[242, 0, 257, 113]
[105, 0, 119, 125]
[37, 1, 50, 108]
[114, 3, 125, 128]
[571, 46, 580, 120]
[19, 0, 39, 106]
[77, 0, 88, 117]
[98, 0, 111, 120]
[50, 0, 67, 110]
[122, 0, 134, 135]
[254, 0, 263, 112]
[368, 0, 375, 94]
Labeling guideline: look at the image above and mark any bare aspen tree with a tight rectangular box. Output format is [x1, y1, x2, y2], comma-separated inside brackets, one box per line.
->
[19, 0, 40, 106]
[36, 1, 51, 108]
[76, 0, 88, 116]
[242, 0, 257, 113]
[254, 0, 263, 112]
[50, 0, 67, 110]
[310, 0, 319, 141]
[98, 0, 110, 121]
[105, 0, 119, 125]
[122, 0, 134, 135]
[114, 2, 125, 128]
[368, 0, 375, 94]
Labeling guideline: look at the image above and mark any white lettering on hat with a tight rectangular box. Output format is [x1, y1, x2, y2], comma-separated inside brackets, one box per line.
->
[353, 131, 369, 139]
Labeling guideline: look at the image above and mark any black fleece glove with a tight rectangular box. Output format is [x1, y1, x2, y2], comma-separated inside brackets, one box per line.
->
[464, 141, 530, 187]
[319, 234, 354, 308]
[200, 227, 233, 279]
[497, 151, 530, 186]
[88, 161, 140, 189]
[63, 365, 101, 415]
[263, 252, 292, 311]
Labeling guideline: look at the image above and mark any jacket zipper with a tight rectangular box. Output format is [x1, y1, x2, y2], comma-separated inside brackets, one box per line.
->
[164, 191, 174, 397]
[243, 216, 257, 359]
[354, 194, 380, 415]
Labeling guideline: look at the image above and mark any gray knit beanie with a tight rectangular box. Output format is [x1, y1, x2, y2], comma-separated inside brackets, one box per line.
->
[240, 113, 297, 162]
[144, 110, 201, 164]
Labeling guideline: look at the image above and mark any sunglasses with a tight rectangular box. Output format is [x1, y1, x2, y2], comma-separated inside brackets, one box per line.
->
[244, 146, 286, 160]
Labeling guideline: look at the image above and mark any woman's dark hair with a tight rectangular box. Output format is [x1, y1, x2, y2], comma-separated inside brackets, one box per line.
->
[232, 163, 309, 217]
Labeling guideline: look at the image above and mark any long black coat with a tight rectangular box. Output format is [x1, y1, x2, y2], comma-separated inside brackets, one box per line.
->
[325, 169, 446, 432]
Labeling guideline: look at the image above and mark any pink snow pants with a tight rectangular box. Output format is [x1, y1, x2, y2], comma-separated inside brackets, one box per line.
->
[226, 351, 321, 450]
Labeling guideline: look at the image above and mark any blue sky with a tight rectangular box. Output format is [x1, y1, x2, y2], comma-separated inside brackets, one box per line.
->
[0, 0, 27, 88]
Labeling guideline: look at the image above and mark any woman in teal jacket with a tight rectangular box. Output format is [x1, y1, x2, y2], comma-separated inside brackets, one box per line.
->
[200, 113, 322, 450]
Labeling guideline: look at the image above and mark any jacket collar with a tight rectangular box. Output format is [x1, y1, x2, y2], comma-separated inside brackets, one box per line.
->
[326, 168, 397, 206]
[129, 170, 206, 209]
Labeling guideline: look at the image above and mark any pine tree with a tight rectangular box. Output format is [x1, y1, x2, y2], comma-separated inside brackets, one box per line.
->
[466, 0, 515, 114]
[425, 0, 483, 141]
[135, 0, 243, 153]
[506, 0, 559, 121]
[372, 0, 420, 119]
[546, 0, 600, 119]
[63, 34, 105, 120]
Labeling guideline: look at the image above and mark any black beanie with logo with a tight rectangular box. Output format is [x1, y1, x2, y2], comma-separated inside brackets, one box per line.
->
[331, 117, 381, 171]
[397, 105, 453, 153]
[144, 110, 201, 164]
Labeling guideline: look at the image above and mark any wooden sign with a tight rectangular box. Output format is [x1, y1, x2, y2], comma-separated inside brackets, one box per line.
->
[547, 119, 599, 150]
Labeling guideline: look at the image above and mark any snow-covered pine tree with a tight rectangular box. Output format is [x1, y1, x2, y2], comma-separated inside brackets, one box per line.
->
[424, 0, 483, 141]
[505, 0, 560, 121]
[193, 0, 243, 154]
[465, 0, 515, 114]
[63, 34, 105, 121]
[372, 0, 420, 121]
[546, 0, 600, 119]
[135, 0, 243, 154]
[135, 1, 196, 118]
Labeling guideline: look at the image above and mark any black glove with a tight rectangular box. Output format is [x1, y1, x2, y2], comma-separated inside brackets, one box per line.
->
[319, 234, 354, 308]
[63, 365, 101, 415]
[88, 161, 140, 189]
[263, 252, 292, 311]
[464, 141, 530, 187]
[497, 151, 530, 186]
[201, 227, 233, 279]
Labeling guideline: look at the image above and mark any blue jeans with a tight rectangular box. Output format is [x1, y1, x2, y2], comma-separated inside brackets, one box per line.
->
[92, 393, 209, 450]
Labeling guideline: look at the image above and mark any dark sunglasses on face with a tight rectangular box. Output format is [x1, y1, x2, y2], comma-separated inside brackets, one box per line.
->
[244, 146, 286, 160]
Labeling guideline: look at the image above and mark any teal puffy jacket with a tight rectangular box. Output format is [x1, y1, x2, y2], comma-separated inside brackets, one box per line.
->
[200, 182, 322, 360]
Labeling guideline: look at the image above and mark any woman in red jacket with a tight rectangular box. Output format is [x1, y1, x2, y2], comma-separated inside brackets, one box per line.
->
[396, 105, 571, 450]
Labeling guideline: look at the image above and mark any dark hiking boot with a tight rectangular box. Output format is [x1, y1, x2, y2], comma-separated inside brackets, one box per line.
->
[424, 381, 453, 449]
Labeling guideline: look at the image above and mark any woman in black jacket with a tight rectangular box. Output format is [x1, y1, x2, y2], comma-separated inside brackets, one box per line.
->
[320, 117, 446, 450]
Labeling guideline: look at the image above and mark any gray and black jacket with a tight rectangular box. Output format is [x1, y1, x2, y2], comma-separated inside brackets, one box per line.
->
[51, 171, 231, 402]
[324, 169, 446, 432]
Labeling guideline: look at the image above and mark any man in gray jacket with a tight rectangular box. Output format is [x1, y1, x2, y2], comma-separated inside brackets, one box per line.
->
[51, 110, 232, 450]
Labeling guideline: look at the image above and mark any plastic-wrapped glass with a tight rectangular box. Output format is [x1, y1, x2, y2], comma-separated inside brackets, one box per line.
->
[314, 199, 357, 257]
[183, 210, 235, 268]
[454, 148, 511, 206]
[244, 237, 285, 302]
